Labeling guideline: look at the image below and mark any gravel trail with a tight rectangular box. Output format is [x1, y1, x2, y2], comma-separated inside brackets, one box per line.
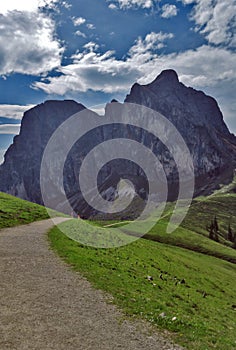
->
[0, 218, 183, 350]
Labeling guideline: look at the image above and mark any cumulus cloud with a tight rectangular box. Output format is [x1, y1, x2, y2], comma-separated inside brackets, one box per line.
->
[83, 42, 100, 51]
[0, 0, 59, 14]
[33, 31, 174, 94]
[180, 0, 236, 48]
[0, 104, 35, 120]
[108, 3, 118, 10]
[75, 30, 86, 38]
[129, 32, 174, 56]
[0, 1, 63, 76]
[107, 0, 156, 10]
[161, 4, 178, 18]
[73, 17, 86, 26]
[0, 11, 63, 76]
[34, 49, 139, 94]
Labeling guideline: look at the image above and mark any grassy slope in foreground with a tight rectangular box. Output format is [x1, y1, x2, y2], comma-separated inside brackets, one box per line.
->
[0, 192, 61, 228]
[49, 220, 236, 350]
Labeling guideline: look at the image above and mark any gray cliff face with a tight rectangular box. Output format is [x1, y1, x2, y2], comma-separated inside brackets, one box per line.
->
[0, 100, 85, 202]
[0, 70, 235, 217]
[125, 70, 236, 191]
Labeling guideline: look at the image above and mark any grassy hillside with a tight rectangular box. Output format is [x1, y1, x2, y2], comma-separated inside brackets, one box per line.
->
[182, 194, 236, 239]
[145, 218, 236, 264]
[183, 176, 236, 238]
[0, 192, 61, 228]
[143, 182, 236, 262]
[49, 221, 236, 350]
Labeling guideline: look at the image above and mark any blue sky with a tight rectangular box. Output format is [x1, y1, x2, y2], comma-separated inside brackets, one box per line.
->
[0, 0, 236, 163]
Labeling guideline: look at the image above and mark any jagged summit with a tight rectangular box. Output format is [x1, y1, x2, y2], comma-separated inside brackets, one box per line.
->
[147, 69, 179, 88]
[125, 70, 230, 135]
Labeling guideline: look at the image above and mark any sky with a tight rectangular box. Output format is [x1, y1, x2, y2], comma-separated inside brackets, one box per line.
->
[0, 0, 236, 163]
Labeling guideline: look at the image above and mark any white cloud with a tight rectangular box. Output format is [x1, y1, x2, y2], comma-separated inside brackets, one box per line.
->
[0, 104, 35, 120]
[0, 0, 58, 14]
[129, 32, 174, 57]
[0, 1, 63, 76]
[0, 11, 63, 75]
[87, 23, 95, 30]
[108, 3, 118, 9]
[107, 0, 155, 9]
[0, 124, 21, 134]
[33, 32, 174, 94]
[161, 4, 178, 18]
[61, 1, 71, 9]
[83, 42, 100, 51]
[73, 17, 86, 26]
[75, 30, 86, 38]
[0, 149, 7, 165]
[180, 0, 236, 48]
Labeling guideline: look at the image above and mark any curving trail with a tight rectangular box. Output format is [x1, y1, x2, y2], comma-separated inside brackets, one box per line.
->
[0, 218, 183, 350]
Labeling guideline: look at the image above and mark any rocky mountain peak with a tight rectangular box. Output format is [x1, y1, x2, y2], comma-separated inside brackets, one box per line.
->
[148, 69, 179, 88]
[125, 70, 230, 136]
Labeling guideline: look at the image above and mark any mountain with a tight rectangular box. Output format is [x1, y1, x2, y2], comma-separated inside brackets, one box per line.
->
[0, 70, 235, 218]
[125, 70, 236, 194]
[0, 100, 85, 204]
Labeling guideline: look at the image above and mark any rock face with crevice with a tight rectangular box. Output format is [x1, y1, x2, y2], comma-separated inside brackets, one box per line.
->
[125, 70, 236, 194]
[0, 70, 235, 217]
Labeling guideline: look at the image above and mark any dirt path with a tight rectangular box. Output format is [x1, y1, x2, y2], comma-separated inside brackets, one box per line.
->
[0, 218, 183, 350]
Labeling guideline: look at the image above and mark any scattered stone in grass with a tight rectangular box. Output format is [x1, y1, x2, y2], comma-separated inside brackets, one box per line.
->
[159, 312, 166, 318]
[147, 276, 153, 281]
[172, 317, 177, 321]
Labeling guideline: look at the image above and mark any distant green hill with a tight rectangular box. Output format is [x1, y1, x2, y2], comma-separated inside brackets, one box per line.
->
[182, 175, 236, 236]
[0, 192, 61, 228]
[144, 183, 236, 263]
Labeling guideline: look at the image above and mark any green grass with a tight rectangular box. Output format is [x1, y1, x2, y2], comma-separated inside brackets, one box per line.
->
[91, 195, 236, 263]
[0, 192, 61, 228]
[137, 190, 236, 263]
[145, 218, 236, 264]
[182, 194, 236, 239]
[49, 222, 236, 350]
